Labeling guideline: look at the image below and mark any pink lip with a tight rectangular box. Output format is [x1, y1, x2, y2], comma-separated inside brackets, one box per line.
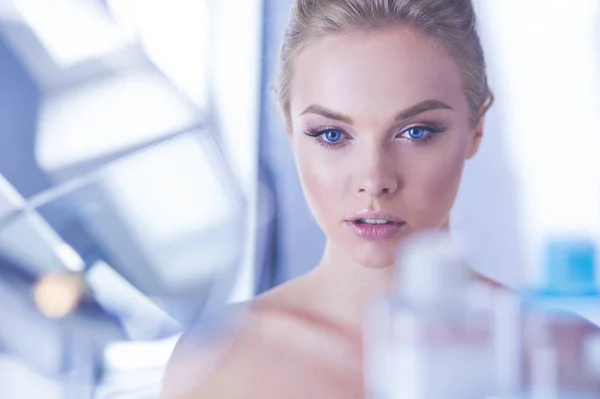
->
[349, 210, 405, 224]
[345, 210, 406, 240]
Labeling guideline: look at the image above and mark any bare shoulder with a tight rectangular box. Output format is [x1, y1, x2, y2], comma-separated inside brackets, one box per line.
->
[159, 300, 251, 398]
[160, 277, 363, 399]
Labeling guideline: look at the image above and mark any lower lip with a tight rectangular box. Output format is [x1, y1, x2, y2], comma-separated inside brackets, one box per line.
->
[346, 221, 405, 240]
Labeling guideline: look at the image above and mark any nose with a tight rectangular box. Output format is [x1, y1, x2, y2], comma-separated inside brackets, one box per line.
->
[355, 147, 400, 197]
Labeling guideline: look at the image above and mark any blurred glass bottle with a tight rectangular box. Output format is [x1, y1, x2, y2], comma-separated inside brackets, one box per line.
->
[518, 238, 600, 399]
[364, 231, 497, 399]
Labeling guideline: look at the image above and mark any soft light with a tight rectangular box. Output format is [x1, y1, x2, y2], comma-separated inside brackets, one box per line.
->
[33, 273, 85, 319]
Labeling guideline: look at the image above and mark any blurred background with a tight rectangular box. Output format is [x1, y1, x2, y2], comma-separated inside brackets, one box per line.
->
[0, 0, 598, 398]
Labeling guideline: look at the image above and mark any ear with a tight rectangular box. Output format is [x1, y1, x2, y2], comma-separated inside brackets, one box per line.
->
[466, 113, 485, 160]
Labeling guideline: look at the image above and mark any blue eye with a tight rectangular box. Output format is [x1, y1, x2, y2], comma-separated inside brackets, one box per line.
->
[404, 126, 429, 140]
[323, 129, 343, 143]
[303, 126, 350, 148]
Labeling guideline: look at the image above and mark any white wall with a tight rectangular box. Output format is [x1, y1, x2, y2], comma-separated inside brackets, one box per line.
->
[453, 0, 600, 290]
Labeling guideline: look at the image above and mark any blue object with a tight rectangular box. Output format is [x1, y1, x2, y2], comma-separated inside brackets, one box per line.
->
[540, 238, 598, 296]
[522, 237, 600, 317]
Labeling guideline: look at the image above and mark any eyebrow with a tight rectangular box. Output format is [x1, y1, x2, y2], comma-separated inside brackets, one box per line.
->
[300, 99, 454, 125]
[300, 104, 353, 124]
[395, 99, 454, 121]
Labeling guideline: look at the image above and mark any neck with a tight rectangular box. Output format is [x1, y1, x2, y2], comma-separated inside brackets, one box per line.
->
[306, 241, 395, 332]
[307, 221, 452, 331]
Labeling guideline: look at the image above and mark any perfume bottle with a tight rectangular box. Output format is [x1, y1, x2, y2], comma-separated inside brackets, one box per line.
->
[364, 231, 497, 399]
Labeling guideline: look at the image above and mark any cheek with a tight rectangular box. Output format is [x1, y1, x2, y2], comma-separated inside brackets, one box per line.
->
[294, 142, 346, 223]
[403, 144, 466, 226]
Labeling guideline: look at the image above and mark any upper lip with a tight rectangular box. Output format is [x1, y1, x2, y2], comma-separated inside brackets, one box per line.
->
[347, 209, 405, 224]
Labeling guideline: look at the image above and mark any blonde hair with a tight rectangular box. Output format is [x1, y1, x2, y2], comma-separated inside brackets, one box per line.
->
[274, 0, 494, 128]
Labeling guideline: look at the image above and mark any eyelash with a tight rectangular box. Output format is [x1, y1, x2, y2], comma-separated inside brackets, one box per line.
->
[303, 126, 350, 149]
[303, 124, 447, 149]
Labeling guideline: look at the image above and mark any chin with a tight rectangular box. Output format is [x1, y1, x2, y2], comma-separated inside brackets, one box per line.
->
[352, 250, 395, 269]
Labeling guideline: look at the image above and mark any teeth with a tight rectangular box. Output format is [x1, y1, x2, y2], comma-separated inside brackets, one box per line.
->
[361, 219, 390, 225]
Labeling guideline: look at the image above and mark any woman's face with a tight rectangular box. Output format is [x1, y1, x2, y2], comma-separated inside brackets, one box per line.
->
[288, 26, 483, 268]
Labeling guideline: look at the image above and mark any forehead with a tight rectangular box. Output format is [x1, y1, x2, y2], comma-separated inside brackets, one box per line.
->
[290, 26, 468, 123]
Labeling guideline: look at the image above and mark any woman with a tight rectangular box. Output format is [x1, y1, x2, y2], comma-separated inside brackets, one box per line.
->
[162, 0, 493, 397]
